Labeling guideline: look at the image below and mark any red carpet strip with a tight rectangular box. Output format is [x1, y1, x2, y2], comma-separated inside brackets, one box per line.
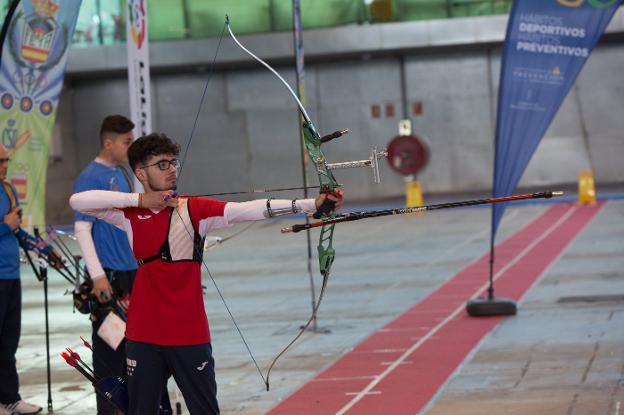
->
[268, 203, 604, 415]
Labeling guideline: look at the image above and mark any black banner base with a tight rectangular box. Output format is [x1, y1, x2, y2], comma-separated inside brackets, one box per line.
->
[466, 297, 517, 317]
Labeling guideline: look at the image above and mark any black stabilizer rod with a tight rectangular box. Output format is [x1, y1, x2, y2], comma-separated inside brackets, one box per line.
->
[282, 191, 565, 233]
[320, 129, 349, 143]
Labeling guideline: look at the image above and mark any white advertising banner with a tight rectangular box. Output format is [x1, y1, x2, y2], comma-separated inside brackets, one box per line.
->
[126, 0, 152, 139]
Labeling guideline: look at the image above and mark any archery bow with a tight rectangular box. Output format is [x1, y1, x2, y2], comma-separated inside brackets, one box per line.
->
[174, 16, 385, 391]
[225, 17, 345, 389]
[173, 16, 345, 391]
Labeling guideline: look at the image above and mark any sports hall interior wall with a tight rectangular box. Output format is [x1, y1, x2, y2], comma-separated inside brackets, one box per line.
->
[45, 13, 624, 225]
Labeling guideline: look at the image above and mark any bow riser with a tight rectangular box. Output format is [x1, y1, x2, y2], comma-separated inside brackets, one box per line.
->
[302, 123, 339, 191]
[318, 224, 335, 276]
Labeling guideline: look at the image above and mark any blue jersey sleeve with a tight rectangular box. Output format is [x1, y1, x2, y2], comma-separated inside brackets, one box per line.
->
[73, 167, 99, 223]
[0, 183, 19, 237]
[1, 183, 20, 235]
[0, 223, 11, 237]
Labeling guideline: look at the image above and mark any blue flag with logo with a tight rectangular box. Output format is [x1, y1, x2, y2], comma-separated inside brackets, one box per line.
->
[491, 0, 622, 243]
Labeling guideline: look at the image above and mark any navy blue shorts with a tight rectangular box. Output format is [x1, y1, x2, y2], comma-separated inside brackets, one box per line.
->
[0, 279, 21, 404]
[126, 341, 219, 415]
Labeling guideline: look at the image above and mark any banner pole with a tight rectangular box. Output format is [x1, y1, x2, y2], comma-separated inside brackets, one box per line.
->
[126, 0, 153, 192]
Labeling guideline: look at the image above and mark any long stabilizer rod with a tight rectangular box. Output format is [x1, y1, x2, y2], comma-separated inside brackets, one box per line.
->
[282, 191, 564, 234]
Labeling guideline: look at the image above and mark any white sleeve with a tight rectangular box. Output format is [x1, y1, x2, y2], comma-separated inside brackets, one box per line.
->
[74, 221, 106, 281]
[223, 198, 316, 223]
[70, 190, 138, 229]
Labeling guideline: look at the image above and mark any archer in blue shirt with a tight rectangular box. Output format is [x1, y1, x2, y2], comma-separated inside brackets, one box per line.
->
[71, 115, 173, 415]
[73, 160, 137, 272]
[0, 145, 43, 413]
[0, 181, 19, 280]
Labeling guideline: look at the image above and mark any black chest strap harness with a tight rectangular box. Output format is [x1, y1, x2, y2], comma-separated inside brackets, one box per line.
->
[137, 199, 204, 266]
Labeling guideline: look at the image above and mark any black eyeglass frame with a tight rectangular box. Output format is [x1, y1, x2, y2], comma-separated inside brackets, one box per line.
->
[140, 158, 180, 171]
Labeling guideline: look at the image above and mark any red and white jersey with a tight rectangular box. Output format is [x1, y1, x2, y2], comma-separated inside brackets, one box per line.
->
[69, 191, 317, 346]
[122, 197, 226, 345]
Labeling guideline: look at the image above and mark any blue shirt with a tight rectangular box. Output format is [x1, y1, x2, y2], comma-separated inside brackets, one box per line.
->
[0, 183, 20, 279]
[73, 161, 137, 271]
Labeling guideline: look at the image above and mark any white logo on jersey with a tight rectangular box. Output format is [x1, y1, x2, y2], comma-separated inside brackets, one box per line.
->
[137, 215, 152, 220]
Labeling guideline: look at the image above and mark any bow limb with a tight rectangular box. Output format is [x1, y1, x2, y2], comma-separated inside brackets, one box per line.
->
[226, 18, 339, 276]
[264, 270, 329, 385]
[225, 17, 311, 124]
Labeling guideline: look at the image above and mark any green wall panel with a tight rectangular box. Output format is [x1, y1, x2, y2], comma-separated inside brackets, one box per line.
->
[187, 0, 273, 37]
[394, 0, 449, 21]
[271, 0, 367, 31]
[149, 0, 186, 40]
[66, 0, 516, 47]
[450, 0, 511, 17]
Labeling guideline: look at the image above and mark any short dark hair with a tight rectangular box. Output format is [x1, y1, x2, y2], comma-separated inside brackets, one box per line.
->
[99, 115, 134, 146]
[128, 133, 181, 171]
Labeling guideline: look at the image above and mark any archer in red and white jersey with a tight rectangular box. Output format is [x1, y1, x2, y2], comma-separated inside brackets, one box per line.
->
[70, 133, 343, 415]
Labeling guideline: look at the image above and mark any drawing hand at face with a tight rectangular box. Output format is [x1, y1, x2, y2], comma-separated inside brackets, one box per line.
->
[140, 191, 179, 210]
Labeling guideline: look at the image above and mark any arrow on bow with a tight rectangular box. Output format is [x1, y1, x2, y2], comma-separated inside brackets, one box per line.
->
[172, 145, 387, 199]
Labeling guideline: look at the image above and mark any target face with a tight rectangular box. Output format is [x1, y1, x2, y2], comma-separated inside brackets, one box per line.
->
[386, 134, 429, 176]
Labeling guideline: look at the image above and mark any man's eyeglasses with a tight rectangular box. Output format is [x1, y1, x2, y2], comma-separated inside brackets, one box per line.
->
[141, 158, 180, 171]
[0, 158, 10, 165]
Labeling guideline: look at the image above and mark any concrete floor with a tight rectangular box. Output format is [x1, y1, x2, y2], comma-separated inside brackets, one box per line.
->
[14, 197, 624, 414]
